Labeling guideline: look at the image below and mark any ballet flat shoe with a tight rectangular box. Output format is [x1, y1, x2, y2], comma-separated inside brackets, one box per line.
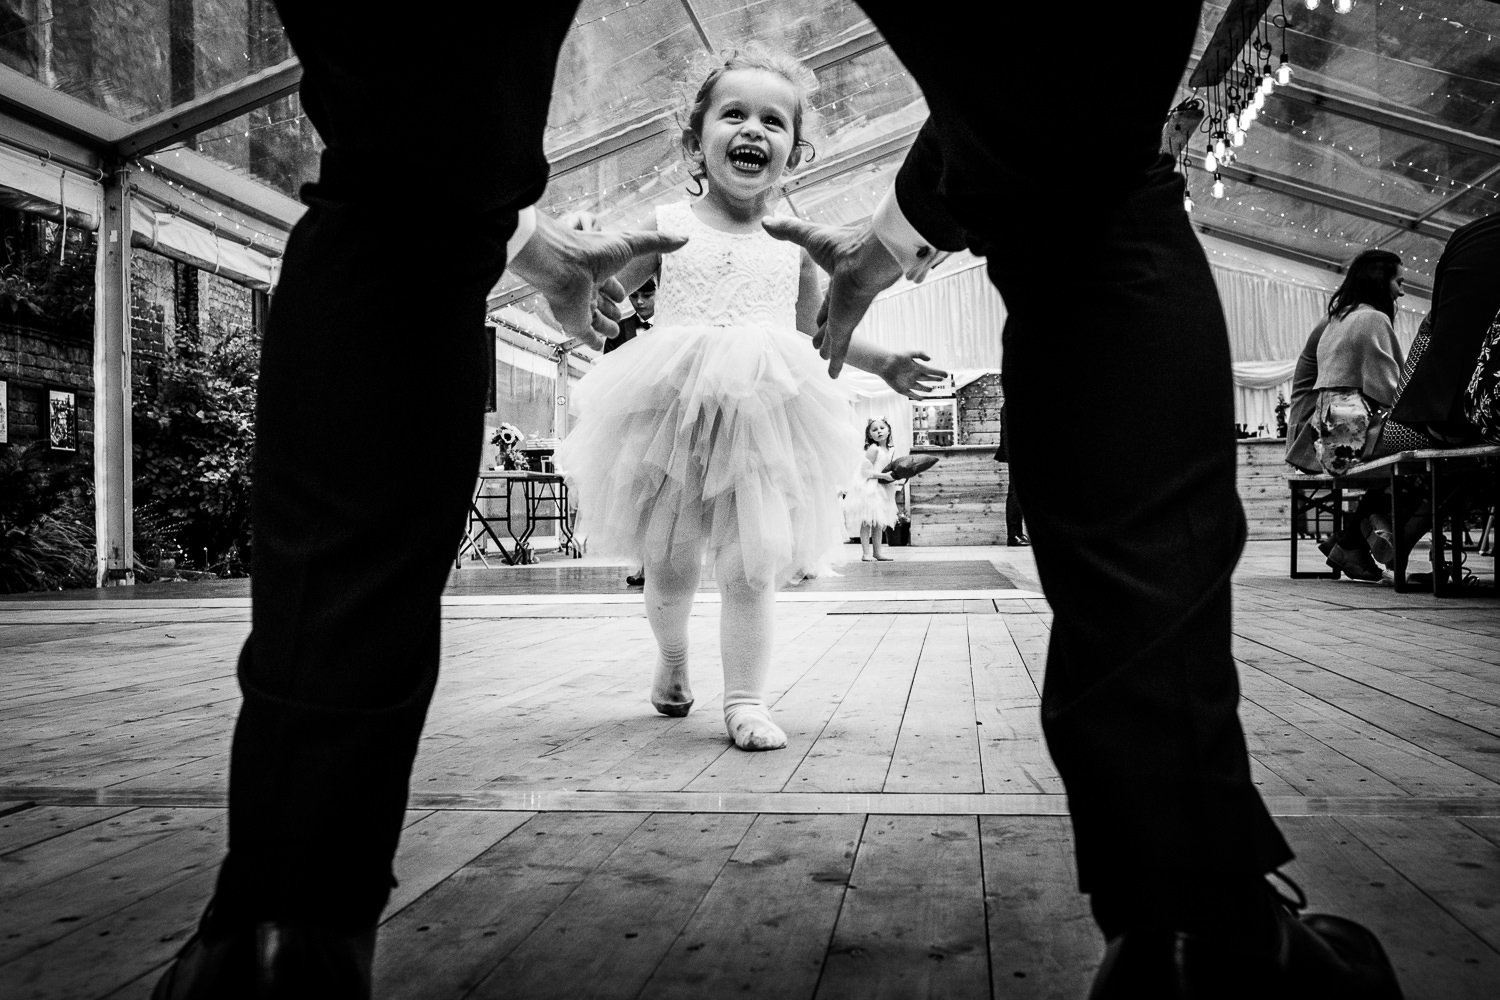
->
[652, 698, 693, 717]
[152, 907, 375, 1000]
[1088, 908, 1403, 1000]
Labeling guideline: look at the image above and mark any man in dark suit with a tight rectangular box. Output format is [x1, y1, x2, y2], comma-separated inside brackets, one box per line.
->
[993, 401, 1028, 546]
[601, 275, 656, 355]
[768, 3, 1400, 997]
[155, 3, 1401, 997]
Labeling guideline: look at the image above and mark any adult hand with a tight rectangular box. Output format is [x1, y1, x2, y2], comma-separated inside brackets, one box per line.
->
[880, 350, 949, 399]
[762, 217, 903, 378]
[510, 213, 687, 349]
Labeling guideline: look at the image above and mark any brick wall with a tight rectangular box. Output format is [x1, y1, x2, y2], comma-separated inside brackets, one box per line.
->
[0, 247, 256, 458]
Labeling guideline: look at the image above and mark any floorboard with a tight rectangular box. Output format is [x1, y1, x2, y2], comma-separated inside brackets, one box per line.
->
[1, 541, 1495, 999]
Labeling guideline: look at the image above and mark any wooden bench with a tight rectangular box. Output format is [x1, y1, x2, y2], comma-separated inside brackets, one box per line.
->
[1287, 444, 1500, 596]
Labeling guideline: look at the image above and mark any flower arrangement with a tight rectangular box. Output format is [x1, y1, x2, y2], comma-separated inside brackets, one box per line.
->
[490, 422, 530, 470]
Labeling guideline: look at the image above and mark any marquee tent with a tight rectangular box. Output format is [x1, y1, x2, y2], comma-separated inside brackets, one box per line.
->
[0, 0, 1495, 578]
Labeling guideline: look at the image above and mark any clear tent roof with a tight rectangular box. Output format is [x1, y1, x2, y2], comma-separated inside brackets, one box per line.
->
[1, 0, 1496, 316]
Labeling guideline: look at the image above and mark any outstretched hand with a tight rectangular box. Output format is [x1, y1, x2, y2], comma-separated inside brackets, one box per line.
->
[510, 213, 687, 349]
[880, 350, 949, 399]
[762, 216, 903, 378]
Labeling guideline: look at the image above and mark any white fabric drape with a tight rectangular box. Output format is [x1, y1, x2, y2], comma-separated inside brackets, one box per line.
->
[1206, 236, 1427, 431]
[846, 237, 1430, 436]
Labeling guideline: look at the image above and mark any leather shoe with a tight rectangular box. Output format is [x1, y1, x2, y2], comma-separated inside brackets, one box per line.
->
[152, 906, 375, 999]
[1089, 900, 1403, 999]
[1362, 514, 1396, 566]
[1326, 542, 1384, 582]
[625, 571, 645, 587]
[1007, 535, 1031, 547]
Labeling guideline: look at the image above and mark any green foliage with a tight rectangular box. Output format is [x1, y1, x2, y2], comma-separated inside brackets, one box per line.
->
[133, 322, 258, 574]
[0, 442, 95, 593]
[0, 229, 96, 335]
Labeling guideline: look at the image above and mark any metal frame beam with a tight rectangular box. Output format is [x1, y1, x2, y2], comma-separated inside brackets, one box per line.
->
[780, 122, 919, 195]
[1191, 158, 1454, 241]
[1193, 219, 1434, 298]
[1275, 82, 1500, 161]
[1188, 0, 1275, 89]
[116, 59, 303, 158]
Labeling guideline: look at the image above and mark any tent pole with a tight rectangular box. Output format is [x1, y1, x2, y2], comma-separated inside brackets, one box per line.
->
[93, 162, 134, 586]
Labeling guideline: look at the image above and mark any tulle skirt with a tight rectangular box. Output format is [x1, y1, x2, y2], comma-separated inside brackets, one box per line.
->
[843, 478, 899, 532]
[553, 322, 860, 587]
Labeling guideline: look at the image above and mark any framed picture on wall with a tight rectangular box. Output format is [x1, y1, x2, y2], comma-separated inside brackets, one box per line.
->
[910, 397, 957, 448]
[48, 389, 77, 451]
[0, 379, 8, 444]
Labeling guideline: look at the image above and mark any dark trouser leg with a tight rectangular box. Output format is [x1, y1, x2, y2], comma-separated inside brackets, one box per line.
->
[214, 2, 578, 926]
[1337, 487, 1390, 550]
[1005, 480, 1024, 538]
[863, 0, 1291, 925]
[998, 176, 1291, 909]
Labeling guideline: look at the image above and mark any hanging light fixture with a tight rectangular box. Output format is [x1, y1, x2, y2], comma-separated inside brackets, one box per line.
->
[1213, 174, 1226, 198]
[1334, 0, 1353, 12]
[1277, 0, 1293, 84]
[1305, 0, 1319, 9]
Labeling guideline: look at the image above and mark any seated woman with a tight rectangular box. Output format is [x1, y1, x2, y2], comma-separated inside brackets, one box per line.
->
[1284, 249, 1417, 581]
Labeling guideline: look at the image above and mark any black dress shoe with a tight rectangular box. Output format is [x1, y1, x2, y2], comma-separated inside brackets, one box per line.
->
[1007, 535, 1031, 547]
[625, 571, 645, 587]
[152, 906, 375, 999]
[1089, 886, 1402, 999]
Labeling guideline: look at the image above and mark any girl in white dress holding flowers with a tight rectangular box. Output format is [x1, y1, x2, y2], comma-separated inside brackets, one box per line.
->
[844, 417, 900, 561]
[555, 45, 943, 751]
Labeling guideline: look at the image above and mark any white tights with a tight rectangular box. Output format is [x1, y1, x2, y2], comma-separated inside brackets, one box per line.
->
[643, 542, 786, 751]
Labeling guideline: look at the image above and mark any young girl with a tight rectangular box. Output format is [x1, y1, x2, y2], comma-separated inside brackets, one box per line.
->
[554, 45, 942, 752]
[844, 418, 900, 561]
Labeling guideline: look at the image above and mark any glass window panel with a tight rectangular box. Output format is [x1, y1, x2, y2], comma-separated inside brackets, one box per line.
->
[1373, 230, 1449, 284]
[1427, 176, 1500, 230]
[1220, 96, 1500, 217]
[541, 125, 691, 227]
[1186, 179, 1403, 268]
[810, 43, 926, 159]
[545, 0, 714, 156]
[689, 0, 873, 58]
[0, 1, 286, 123]
[186, 91, 321, 201]
[788, 153, 903, 227]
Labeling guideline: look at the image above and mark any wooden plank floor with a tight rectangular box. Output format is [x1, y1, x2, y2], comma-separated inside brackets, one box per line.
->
[0, 541, 1496, 999]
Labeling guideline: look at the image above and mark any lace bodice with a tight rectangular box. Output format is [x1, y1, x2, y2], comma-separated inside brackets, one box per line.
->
[650, 201, 802, 329]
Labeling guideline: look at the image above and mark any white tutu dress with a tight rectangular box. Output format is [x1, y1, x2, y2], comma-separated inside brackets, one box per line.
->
[554, 201, 860, 588]
[842, 444, 899, 532]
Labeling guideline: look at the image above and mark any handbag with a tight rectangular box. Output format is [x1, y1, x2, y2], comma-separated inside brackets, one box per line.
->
[1462, 306, 1500, 444]
[1313, 389, 1381, 476]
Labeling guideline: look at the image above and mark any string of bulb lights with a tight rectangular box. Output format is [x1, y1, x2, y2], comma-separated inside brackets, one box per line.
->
[1176, 0, 1364, 212]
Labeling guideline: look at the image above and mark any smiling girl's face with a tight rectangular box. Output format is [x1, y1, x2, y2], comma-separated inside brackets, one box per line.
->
[692, 69, 800, 208]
